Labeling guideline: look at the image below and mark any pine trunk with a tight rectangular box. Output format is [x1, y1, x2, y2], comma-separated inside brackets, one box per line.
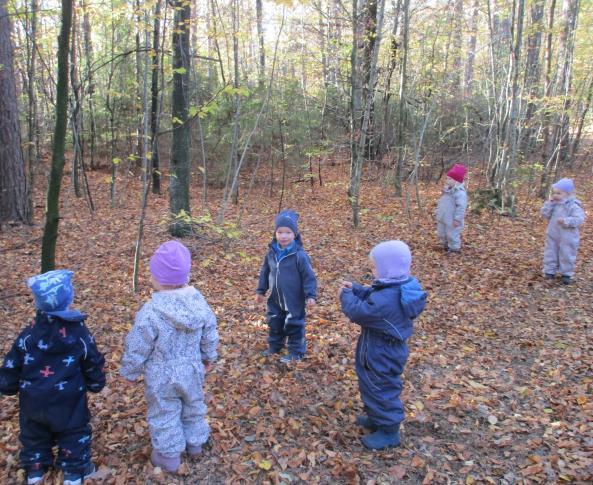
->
[0, 0, 32, 224]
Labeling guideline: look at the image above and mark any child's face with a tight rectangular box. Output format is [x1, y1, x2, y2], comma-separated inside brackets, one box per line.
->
[445, 177, 456, 188]
[275, 227, 295, 247]
[552, 189, 568, 201]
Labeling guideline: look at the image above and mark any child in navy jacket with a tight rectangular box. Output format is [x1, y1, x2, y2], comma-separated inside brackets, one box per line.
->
[0, 270, 105, 485]
[256, 210, 317, 363]
[340, 241, 426, 450]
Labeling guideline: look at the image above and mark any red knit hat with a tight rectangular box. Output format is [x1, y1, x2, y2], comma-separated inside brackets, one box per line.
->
[447, 164, 467, 183]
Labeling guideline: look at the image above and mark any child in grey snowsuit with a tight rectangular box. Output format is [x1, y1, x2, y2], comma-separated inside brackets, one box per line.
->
[436, 164, 468, 252]
[541, 178, 585, 284]
[256, 210, 317, 363]
[120, 241, 219, 473]
[0, 270, 105, 485]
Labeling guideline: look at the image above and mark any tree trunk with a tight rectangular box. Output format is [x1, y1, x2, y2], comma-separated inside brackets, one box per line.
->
[394, 0, 410, 197]
[452, 0, 463, 95]
[169, 0, 192, 236]
[70, 4, 82, 197]
[40, 0, 73, 270]
[26, 0, 39, 214]
[521, 0, 544, 151]
[0, 0, 32, 224]
[349, 0, 387, 226]
[151, 0, 162, 194]
[82, 0, 97, 170]
[570, 76, 593, 159]
[256, 0, 265, 89]
[464, 0, 479, 95]
[541, 0, 580, 194]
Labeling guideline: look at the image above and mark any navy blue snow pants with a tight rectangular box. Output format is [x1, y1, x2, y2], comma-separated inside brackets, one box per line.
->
[267, 300, 306, 356]
[355, 330, 409, 429]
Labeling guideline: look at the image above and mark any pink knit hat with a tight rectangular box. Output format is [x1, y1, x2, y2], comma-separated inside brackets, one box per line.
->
[150, 241, 191, 286]
[447, 164, 467, 183]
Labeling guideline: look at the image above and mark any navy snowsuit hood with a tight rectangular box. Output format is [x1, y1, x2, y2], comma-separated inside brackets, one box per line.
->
[340, 277, 426, 341]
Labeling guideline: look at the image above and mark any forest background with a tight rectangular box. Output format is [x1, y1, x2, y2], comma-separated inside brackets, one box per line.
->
[0, 0, 592, 482]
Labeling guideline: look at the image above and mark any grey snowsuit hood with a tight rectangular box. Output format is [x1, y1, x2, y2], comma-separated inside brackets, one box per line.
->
[541, 197, 585, 277]
[436, 183, 468, 250]
[120, 286, 219, 456]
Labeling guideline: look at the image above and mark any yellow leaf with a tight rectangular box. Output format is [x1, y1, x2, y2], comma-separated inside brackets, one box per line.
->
[258, 459, 272, 471]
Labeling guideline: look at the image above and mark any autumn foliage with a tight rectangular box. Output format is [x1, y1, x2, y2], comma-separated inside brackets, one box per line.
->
[1, 158, 592, 483]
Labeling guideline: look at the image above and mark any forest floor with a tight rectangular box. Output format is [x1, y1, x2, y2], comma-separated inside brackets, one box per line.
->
[1, 157, 592, 485]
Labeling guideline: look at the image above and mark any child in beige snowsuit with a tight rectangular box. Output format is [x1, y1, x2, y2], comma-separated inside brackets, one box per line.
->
[436, 164, 468, 252]
[120, 241, 219, 473]
[541, 178, 585, 284]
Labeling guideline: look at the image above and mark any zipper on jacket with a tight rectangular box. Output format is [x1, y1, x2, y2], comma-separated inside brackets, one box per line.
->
[273, 249, 297, 311]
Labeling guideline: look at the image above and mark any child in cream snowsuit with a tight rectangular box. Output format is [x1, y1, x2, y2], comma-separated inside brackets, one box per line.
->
[120, 241, 219, 473]
[436, 164, 468, 252]
[340, 241, 426, 451]
[541, 178, 585, 284]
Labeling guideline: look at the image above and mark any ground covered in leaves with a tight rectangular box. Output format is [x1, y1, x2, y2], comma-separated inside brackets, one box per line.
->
[1, 159, 592, 484]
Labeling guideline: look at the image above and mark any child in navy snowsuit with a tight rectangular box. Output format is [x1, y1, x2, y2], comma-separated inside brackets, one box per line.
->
[256, 210, 317, 363]
[340, 241, 426, 450]
[0, 270, 105, 485]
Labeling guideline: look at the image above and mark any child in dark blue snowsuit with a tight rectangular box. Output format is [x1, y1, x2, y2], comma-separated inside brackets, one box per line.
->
[340, 241, 426, 450]
[256, 210, 317, 363]
[0, 270, 105, 485]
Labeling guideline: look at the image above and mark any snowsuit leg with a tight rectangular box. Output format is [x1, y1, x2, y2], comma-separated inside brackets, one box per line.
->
[266, 300, 287, 352]
[559, 237, 579, 277]
[55, 423, 93, 474]
[180, 382, 210, 448]
[355, 331, 408, 429]
[447, 225, 462, 251]
[543, 235, 560, 275]
[284, 314, 306, 357]
[146, 383, 186, 457]
[437, 222, 447, 247]
[19, 416, 54, 473]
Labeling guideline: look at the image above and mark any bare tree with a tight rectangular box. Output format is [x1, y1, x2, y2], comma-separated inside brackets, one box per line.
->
[41, 0, 73, 271]
[0, 0, 32, 224]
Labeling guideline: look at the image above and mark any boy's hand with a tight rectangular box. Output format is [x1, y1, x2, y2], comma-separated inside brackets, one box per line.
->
[203, 361, 212, 373]
[557, 218, 565, 226]
[339, 281, 352, 297]
[306, 298, 316, 309]
[255, 293, 265, 305]
[453, 220, 461, 228]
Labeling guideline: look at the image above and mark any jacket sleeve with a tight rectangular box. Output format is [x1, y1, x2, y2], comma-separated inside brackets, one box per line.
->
[256, 254, 270, 295]
[540, 201, 555, 219]
[341, 290, 409, 340]
[454, 190, 468, 222]
[351, 282, 372, 299]
[80, 325, 106, 393]
[199, 299, 219, 363]
[298, 251, 317, 300]
[563, 203, 585, 228]
[120, 305, 158, 381]
[0, 331, 26, 396]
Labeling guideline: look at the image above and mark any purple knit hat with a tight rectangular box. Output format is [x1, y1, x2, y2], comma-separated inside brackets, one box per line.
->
[552, 178, 575, 193]
[150, 240, 191, 286]
[370, 240, 412, 280]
